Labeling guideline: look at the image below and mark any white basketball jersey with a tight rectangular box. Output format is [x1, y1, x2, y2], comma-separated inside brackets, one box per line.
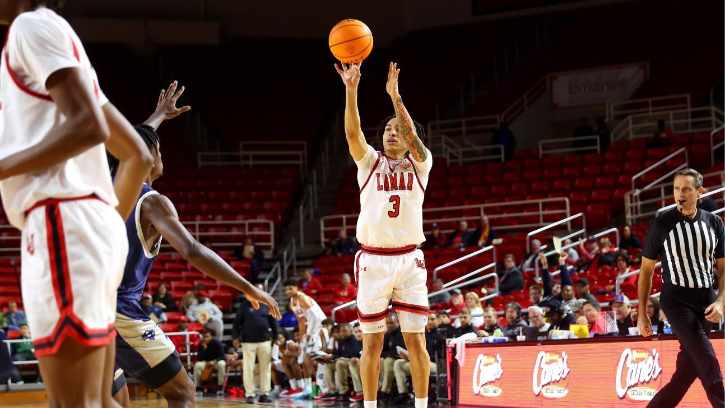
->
[356, 145, 432, 248]
[290, 291, 326, 335]
[0, 8, 116, 229]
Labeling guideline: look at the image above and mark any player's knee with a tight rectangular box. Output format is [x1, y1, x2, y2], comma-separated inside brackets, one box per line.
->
[399, 311, 427, 334]
[162, 374, 195, 402]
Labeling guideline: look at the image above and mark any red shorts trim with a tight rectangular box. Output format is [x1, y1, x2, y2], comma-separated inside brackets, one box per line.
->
[25, 194, 105, 217]
[392, 301, 429, 316]
[360, 244, 417, 256]
[357, 308, 390, 323]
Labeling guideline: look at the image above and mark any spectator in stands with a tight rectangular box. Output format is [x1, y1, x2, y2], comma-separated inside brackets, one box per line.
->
[648, 119, 674, 148]
[596, 117, 611, 151]
[574, 278, 600, 309]
[581, 301, 602, 332]
[234, 237, 265, 283]
[563, 239, 579, 265]
[645, 296, 662, 331]
[611, 294, 636, 335]
[436, 311, 454, 338]
[575, 237, 600, 271]
[12, 323, 35, 362]
[477, 307, 502, 337]
[596, 238, 617, 267]
[393, 312, 439, 404]
[180, 291, 197, 315]
[520, 239, 542, 270]
[429, 279, 450, 305]
[379, 313, 405, 401]
[528, 306, 550, 340]
[171, 316, 201, 356]
[449, 221, 475, 249]
[570, 299, 587, 321]
[193, 331, 227, 394]
[529, 285, 545, 308]
[573, 117, 595, 153]
[187, 291, 224, 340]
[152, 283, 177, 312]
[545, 300, 575, 331]
[278, 305, 298, 329]
[498, 254, 524, 296]
[473, 216, 496, 247]
[0, 310, 7, 331]
[453, 308, 476, 338]
[540, 252, 574, 308]
[333, 229, 356, 255]
[5, 301, 26, 331]
[330, 324, 363, 402]
[424, 223, 448, 250]
[455, 292, 483, 328]
[560, 284, 576, 309]
[604, 254, 637, 293]
[618, 226, 642, 253]
[501, 302, 527, 340]
[333, 273, 356, 307]
[140, 294, 168, 323]
[232, 283, 278, 403]
[551, 282, 562, 297]
[492, 121, 516, 161]
[298, 269, 323, 296]
[448, 289, 465, 321]
[324, 236, 339, 257]
[698, 187, 719, 212]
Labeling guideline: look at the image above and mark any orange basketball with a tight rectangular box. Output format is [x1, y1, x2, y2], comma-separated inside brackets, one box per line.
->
[329, 19, 373, 64]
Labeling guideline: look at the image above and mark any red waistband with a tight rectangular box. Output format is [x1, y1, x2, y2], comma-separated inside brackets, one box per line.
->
[360, 244, 418, 256]
[25, 194, 104, 217]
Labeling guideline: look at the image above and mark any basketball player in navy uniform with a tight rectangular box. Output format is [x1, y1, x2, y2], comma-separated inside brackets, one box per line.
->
[107, 82, 280, 407]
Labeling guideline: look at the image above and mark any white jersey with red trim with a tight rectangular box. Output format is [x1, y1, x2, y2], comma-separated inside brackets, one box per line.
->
[355, 145, 432, 248]
[290, 291, 326, 336]
[0, 8, 116, 230]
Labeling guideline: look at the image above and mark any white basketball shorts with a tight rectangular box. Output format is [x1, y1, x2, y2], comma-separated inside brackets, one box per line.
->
[354, 245, 429, 334]
[21, 196, 127, 357]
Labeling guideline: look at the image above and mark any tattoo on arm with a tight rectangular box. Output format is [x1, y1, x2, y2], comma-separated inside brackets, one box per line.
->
[394, 97, 428, 161]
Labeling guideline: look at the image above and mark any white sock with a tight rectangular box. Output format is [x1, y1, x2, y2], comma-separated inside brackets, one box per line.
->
[274, 385, 281, 392]
[290, 379, 298, 389]
[415, 397, 428, 408]
[305, 378, 312, 388]
[364, 400, 377, 408]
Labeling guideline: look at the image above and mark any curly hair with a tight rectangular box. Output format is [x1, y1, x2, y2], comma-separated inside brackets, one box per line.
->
[375, 115, 427, 150]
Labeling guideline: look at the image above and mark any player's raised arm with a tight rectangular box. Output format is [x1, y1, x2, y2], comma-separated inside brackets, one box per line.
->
[335, 62, 368, 161]
[386, 62, 428, 162]
[143, 80, 191, 131]
[141, 194, 281, 319]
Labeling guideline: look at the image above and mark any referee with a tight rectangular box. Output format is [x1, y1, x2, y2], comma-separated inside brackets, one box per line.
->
[638, 168, 724, 407]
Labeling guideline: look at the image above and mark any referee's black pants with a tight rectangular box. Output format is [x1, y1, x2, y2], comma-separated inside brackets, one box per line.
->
[648, 284, 724, 408]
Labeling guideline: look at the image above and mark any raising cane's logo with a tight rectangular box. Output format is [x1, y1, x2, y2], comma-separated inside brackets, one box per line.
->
[616, 348, 663, 401]
[472, 354, 504, 397]
[532, 351, 571, 398]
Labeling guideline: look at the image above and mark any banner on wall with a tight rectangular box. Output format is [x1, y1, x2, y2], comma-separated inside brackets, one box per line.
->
[549, 63, 648, 109]
[457, 336, 724, 407]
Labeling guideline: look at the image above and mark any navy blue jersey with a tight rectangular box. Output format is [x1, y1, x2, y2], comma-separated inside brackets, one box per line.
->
[116, 184, 162, 319]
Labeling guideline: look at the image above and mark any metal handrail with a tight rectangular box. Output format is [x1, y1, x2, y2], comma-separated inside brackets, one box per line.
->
[176, 219, 275, 251]
[612, 105, 724, 141]
[501, 76, 548, 123]
[299, 185, 314, 247]
[543, 227, 620, 279]
[331, 300, 356, 323]
[632, 147, 688, 196]
[264, 262, 282, 297]
[428, 271, 499, 300]
[526, 213, 585, 254]
[607, 94, 691, 122]
[538, 135, 600, 158]
[657, 186, 725, 215]
[433, 246, 495, 282]
[711, 125, 725, 167]
[283, 239, 297, 283]
[616, 262, 661, 294]
[444, 144, 504, 165]
[320, 197, 571, 246]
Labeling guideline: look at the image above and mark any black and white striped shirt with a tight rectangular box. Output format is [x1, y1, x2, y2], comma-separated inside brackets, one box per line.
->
[643, 209, 724, 288]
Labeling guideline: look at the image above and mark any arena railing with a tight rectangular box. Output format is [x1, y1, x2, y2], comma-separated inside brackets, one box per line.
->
[500, 76, 548, 123]
[264, 239, 297, 298]
[711, 125, 725, 167]
[611, 105, 724, 141]
[631, 147, 689, 195]
[606, 94, 691, 122]
[626, 171, 723, 225]
[536, 227, 620, 280]
[441, 135, 504, 165]
[538, 135, 600, 158]
[197, 141, 308, 176]
[433, 245, 496, 282]
[3, 331, 201, 370]
[320, 197, 571, 247]
[526, 213, 583, 254]
[656, 185, 725, 217]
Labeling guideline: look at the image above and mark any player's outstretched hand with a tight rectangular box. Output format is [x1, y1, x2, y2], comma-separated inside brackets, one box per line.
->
[156, 80, 191, 120]
[246, 285, 281, 319]
[704, 300, 724, 323]
[385, 62, 400, 99]
[637, 313, 653, 337]
[335, 62, 361, 88]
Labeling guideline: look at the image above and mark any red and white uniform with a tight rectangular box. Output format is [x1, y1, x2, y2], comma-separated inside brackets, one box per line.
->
[290, 291, 326, 336]
[0, 8, 127, 356]
[354, 145, 432, 334]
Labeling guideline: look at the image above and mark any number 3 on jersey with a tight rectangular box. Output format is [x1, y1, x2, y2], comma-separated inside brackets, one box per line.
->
[388, 195, 400, 218]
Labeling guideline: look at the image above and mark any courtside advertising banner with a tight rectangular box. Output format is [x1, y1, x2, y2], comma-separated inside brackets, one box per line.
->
[549, 63, 648, 108]
[456, 336, 724, 407]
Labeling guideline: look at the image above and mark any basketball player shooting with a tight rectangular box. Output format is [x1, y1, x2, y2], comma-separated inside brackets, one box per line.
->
[335, 61, 432, 408]
[107, 82, 280, 407]
[0, 2, 154, 407]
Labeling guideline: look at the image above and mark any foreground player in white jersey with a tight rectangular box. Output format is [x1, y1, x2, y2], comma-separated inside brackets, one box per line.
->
[0, 2, 153, 406]
[335, 61, 432, 408]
